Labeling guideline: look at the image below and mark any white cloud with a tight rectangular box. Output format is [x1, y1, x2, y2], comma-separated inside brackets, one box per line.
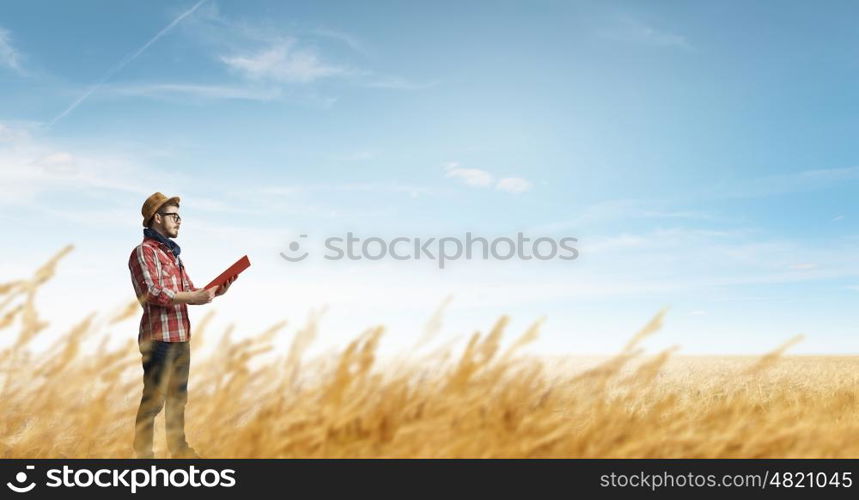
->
[108, 83, 282, 101]
[551, 166, 859, 223]
[0, 124, 372, 259]
[530, 198, 724, 234]
[443, 162, 532, 193]
[182, 10, 433, 97]
[310, 27, 371, 57]
[576, 226, 859, 289]
[0, 27, 24, 73]
[447, 168, 494, 187]
[700, 166, 859, 201]
[443, 161, 494, 187]
[362, 76, 439, 90]
[442, 161, 533, 194]
[221, 39, 350, 83]
[788, 263, 817, 271]
[4, 125, 859, 356]
[334, 150, 375, 161]
[0, 123, 372, 239]
[0, 121, 35, 143]
[602, 17, 692, 50]
[0, 124, 153, 205]
[110, 81, 338, 108]
[495, 177, 532, 194]
[256, 182, 434, 200]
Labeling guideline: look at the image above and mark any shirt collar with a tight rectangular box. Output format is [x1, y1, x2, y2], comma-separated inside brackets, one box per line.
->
[143, 227, 181, 257]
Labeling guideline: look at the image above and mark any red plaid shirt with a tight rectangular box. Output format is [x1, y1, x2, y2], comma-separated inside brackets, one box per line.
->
[128, 237, 197, 342]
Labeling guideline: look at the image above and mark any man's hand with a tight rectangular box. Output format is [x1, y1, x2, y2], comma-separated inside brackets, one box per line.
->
[215, 275, 237, 297]
[189, 288, 216, 304]
[171, 277, 235, 305]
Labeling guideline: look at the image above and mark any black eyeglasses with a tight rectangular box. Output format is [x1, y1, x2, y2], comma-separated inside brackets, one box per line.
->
[158, 212, 181, 223]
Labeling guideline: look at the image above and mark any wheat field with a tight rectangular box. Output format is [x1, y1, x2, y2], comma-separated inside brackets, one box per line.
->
[1, 247, 857, 458]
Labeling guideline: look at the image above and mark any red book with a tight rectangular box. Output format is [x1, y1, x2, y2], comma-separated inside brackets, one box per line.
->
[204, 255, 251, 290]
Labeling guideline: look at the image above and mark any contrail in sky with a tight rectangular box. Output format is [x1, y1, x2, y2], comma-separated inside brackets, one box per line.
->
[48, 0, 208, 128]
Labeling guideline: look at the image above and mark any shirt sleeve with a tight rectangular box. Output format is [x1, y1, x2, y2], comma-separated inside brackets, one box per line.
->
[129, 245, 176, 307]
[184, 265, 198, 292]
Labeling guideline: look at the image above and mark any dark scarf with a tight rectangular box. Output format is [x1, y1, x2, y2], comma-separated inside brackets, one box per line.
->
[143, 227, 181, 257]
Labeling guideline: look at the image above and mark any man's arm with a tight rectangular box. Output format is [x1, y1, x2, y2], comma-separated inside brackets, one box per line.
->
[176, 259, 214, 303]
[171, 289, 215, 305]
[130, 245, 175, 307]
[130, 246, 214, 306]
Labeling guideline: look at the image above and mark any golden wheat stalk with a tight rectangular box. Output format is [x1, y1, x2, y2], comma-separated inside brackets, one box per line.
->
[1, 248, 856, 459]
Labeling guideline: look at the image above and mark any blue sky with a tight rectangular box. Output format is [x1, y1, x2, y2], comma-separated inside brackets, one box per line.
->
[1, 0, 858, 355]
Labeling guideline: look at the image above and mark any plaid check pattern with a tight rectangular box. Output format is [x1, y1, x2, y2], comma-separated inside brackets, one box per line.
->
[128, 237, 197, 342]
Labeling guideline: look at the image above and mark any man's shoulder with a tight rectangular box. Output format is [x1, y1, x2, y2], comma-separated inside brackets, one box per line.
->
[129, 239, 167, 262]
[131, 239, 153, 253]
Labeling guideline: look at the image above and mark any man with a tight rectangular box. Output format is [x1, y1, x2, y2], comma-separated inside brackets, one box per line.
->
[128, 192, 237, 459]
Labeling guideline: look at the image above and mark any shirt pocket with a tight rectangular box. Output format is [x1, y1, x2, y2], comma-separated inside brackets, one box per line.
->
[157, 255, 178, 287]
